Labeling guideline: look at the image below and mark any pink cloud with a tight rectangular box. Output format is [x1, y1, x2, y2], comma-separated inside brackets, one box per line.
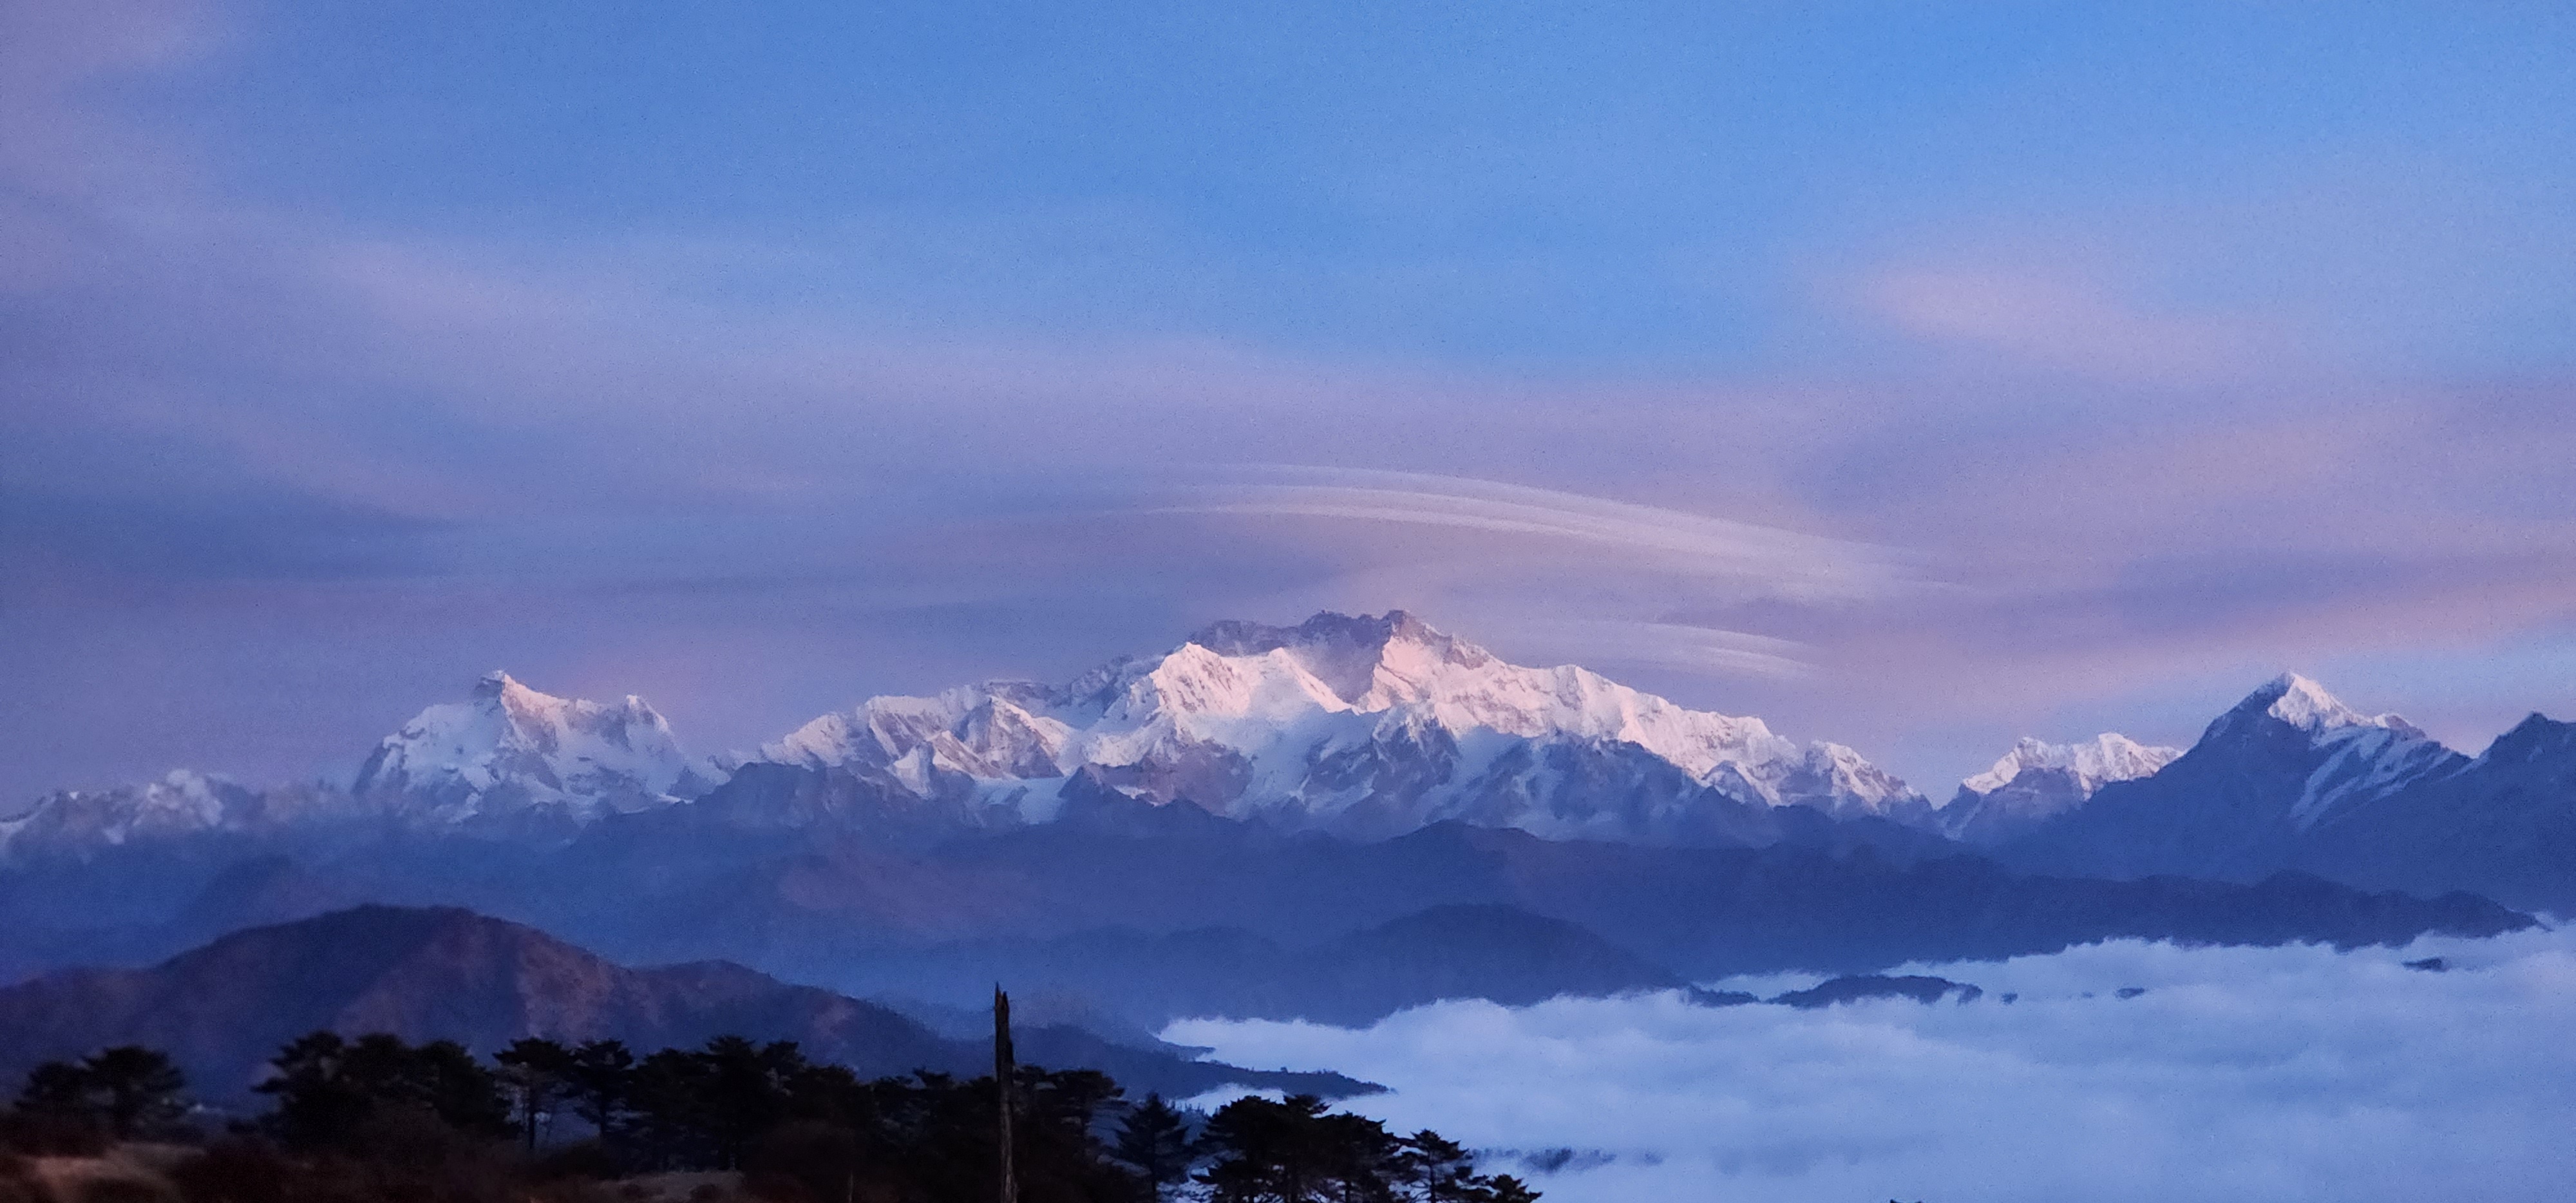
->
[1855, 267, 2278, 383]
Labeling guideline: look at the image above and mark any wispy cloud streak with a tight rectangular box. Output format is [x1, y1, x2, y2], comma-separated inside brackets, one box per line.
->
[1499, 620, 1814, 680]
[1130, 466, 1914, 603]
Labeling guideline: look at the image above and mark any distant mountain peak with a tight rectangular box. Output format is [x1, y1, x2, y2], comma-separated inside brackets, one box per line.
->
[1188, 609, 1442, 655]
[0, 770, 259, 858]
[2478, 712, 2576, 764]
[2000, 672, 2485, 880]
[1960, 734, 2181, 797]
[2210, 673, 2428, 744]
[1184, 611, 1492, 705]
[2259, 673, 2371, 731]
[353, 672, 711, 826]
[2183, 674, 2456, 829]
[1940, 733, 2181, 845]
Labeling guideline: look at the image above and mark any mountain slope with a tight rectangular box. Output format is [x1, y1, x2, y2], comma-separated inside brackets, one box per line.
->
[2286, 712, 2576, 913]
[2000, 675, 2467, 880]
[526, 813, 2528, 1026]
[0, 905, 1369, 1101]
[817, 903, 1683, 1029]
[0, 796, 2530, 1034]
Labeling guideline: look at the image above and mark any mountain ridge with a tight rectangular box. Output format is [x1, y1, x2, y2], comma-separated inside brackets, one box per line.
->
[3, 611, 1942, 856]
[755, 609, 1929, 842]
[1995, 674, 2512, 894]
[0, 904, 1374, 1103]
[8, 616, 2575, 915]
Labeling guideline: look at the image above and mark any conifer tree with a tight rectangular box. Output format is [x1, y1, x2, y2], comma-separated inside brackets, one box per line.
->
[14, 1061, 95, 1122]
[494, 1037, 575, 1151]
[1113, 1092, 1197, 1198]
[565, 1038, 636, 1142]
[80, 1046, 187, 1139]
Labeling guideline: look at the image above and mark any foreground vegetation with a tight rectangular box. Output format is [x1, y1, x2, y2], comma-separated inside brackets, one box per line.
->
[1, 1037, 1537, 1203]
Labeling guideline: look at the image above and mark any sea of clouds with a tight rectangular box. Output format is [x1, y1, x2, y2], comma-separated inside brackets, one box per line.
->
[1169, 927, 2576, 1202]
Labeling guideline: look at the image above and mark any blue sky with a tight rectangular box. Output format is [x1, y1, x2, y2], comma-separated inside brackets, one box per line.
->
[4, 0, 2573, 800]
[169, 1, 2574, 370]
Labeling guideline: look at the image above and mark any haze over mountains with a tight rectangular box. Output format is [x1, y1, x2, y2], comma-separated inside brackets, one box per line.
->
[0, 904, 1369, 1103]
[0, 611, 2566, 1066]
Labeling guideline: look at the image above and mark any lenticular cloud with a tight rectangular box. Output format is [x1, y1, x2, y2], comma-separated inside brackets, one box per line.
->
[1169, 928, 2576, 1203]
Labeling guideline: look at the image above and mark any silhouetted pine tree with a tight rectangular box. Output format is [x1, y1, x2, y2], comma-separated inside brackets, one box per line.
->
[256, 1032, 511, 1150]
[721, 1037, 807, 1170]
[1113, 1092, 1196, 1198]
[23, 1033, 1535, 1203]
[1403, 1130, 1480, 1202]
[564, 1037, 636, 1142]
[1197, 1093, 1540, 1203]
[7, 1047, 186, 1141]
[493, 1037, 574, 1151]
[80, 1047, 187, 1139]
[626, 1047, 716, 1169]
[13, 1062, 96, 1124]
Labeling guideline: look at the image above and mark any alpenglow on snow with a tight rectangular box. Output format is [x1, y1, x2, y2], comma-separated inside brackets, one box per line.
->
[755, 611, 1927, 843]
[1938, 734, 2183, 844]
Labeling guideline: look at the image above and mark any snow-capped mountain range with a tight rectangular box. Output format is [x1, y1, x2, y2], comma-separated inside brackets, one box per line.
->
[0, 672, 714, 856]
[0, 611, 1945, 853]
[0, 770, 262, 856]
[756, 611, 1920, 841]
[7, 614, 2571, 914]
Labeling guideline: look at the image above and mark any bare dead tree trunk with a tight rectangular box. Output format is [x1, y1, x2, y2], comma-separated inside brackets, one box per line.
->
[996, 985, 1018, 1203]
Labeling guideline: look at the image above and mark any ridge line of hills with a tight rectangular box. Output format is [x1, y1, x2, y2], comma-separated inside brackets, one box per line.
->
[0, 797, 2530, 1037]
[0, 871, 2530, 1108]
[0, 903, 1375, 1104]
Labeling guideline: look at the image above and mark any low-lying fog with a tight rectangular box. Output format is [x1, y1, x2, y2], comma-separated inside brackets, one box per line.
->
[1170, 927, 2576, 1202]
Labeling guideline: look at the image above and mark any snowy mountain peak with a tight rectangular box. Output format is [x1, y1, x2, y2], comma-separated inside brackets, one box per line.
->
[1189, 609, 1449, 656]
[2262, 674, 2372, 732]
[2480, 713, 2576, 765]
[354, 672, 710, 825]
[1186, 611, 1489, 705]
[1938, 733, 2183, 844]
[2181, 674, 2462, 829]
[1155, 612, 1920, 815]
[1961, 734, 2182, 797]
[2211, 674, 2429, 744]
